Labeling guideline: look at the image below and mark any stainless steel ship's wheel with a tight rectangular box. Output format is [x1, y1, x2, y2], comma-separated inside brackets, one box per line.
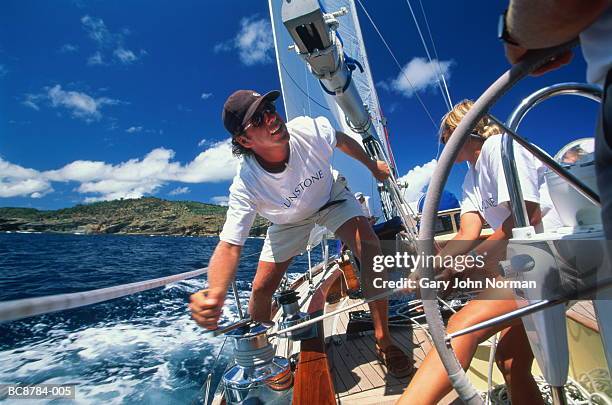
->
[416, 40, 598, 405]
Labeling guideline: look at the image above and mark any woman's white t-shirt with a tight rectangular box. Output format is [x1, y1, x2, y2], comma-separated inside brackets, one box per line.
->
[219, 116, 337, 246]
[460, 135, 560, 231]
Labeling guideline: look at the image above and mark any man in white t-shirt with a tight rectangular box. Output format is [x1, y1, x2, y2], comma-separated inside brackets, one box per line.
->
[189, 89, 412, 377]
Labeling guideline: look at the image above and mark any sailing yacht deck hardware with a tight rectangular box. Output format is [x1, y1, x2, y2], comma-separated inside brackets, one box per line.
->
[276, 290, 317, 340]
[222, 321, 293, 404]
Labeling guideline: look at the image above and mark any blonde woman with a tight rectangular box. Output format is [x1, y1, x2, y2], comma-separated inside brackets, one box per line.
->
[399, 100, 558, 405]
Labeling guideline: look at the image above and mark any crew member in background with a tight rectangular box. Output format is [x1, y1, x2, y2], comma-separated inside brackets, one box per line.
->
[400, 100, 560, 405]
[355, 191, 376, 225]
[189, 89, 413, 377]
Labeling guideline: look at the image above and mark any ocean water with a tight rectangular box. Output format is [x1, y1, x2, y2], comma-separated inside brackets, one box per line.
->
[0, 233, 327, 404]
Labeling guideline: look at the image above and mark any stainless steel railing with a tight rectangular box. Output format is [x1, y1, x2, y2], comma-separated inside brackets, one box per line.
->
[500, 82, 603, 228]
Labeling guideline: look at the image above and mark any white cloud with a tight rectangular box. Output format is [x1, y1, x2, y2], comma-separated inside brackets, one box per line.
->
[0, 158, 53, 198]
[126, 126, 142, 133]
[81, 15, 144, 66]
[22, 94, 41, 111]
[169, 187, 190, 196]
[81, 15, 112, 46]
[23, 85, 123, 121]
[397, 159, 437, 203]
[0, 139, 238, 202]
[382, 57, 454, 98]
[45, 160, 111, 182]
[46, 85, 121, 121]
[201, 92, 213, 100]
[60, 44, 78, 53]
[210, 196, 229, 206]
[215, 16, 273, 66]
[87, 51, 104, 65]
[113, 47, 137, 64]
[174, 139, 237, 183]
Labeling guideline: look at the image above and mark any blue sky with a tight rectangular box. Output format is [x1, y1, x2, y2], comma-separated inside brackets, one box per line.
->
[0, 1, 600, 210]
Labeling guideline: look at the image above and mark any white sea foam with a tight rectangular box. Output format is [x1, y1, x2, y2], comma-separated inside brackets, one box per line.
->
[0, 301, 236, 404]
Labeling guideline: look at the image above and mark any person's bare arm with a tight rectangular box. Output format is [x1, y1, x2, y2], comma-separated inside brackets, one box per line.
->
[437, 211, 484, 258]
[507, 0, 610, 49]
[482, 200, 541, 243]
[189, 241, 242, 330]
[436, 201, 541, 277]
[335, 131, 390, 181]
[504, 0, 610, 75]
[466, 200, 542, 275]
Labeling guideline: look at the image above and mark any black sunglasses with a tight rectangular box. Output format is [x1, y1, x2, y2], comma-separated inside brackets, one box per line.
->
[440, 132, 484, 145]
[243, 102, 276, 132]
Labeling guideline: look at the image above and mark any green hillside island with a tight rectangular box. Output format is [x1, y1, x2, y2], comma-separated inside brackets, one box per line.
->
[0, 197, 270, 237]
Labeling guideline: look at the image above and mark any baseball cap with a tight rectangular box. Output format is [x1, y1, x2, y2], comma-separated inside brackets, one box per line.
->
[354, 192, 364, 199]
[222, 89, 281, 136]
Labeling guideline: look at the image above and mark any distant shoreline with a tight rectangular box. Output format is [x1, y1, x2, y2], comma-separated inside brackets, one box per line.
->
[2, 230, 222, 237]
[0, 197, 269, 238]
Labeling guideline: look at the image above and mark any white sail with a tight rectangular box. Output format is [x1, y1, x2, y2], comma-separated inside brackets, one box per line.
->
[268, 0, 391, 222]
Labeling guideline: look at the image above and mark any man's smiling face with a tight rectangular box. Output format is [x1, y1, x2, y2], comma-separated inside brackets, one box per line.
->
[237, 103, 290, 153]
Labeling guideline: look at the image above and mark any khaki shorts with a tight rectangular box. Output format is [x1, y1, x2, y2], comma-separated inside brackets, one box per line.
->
[259, 172, 365, 263]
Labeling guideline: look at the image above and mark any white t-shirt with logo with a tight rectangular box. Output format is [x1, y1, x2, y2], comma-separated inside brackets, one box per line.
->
[460, 135, 560, 231]
[219, 116, 337, 246]
[580, 6, 612, 86]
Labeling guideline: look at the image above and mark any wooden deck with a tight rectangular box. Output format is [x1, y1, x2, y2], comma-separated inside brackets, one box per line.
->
[273, 266, 459, 405]
[327, 299, 422, 403]
[270, 268, 606, 405]
[325, 299, 459, 405]
[567, 300, 598, 332]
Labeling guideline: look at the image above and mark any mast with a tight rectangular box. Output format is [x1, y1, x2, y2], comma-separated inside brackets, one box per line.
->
[280, 0, 418, 235]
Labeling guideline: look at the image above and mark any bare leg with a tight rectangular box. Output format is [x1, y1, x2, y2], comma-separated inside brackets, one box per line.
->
[249, 259, 292, 322]
[334, 216, 392, 348]
[496, 323, 545, 405]
[398, 289, 520, 405]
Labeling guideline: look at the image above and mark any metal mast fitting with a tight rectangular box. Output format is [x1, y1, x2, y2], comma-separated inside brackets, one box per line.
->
[282, 0, 417, 227]
[282, 0, 372, 138]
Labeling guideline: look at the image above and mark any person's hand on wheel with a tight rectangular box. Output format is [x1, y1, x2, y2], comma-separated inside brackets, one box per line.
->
[505, 43, 573, 76]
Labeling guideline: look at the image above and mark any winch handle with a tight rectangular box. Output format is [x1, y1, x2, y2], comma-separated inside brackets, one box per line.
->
[195, 288, 253, 337]
[210, 317, 254, 337]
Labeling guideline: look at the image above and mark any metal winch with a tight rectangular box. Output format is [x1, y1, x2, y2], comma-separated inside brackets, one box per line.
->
[222, 321, 293, 404]
[276, 290, 317, 340]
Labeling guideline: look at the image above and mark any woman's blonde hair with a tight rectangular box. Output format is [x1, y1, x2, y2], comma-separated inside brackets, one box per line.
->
[439, 99, 502, 142]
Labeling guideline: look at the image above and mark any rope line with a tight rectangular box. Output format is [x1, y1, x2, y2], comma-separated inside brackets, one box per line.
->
[0, 266, 208, 323]
[405, 0, 451, 111]
[280, 62, 331, 111]
[355, 0, 438, 130]
[0, 247, 265, 323]
[417, 0, 453, 107]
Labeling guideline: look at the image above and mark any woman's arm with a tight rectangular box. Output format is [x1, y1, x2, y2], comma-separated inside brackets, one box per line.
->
[478, 200, 541, 246]
[468, 201, 542, 275]
[437, 211, 484, 257]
